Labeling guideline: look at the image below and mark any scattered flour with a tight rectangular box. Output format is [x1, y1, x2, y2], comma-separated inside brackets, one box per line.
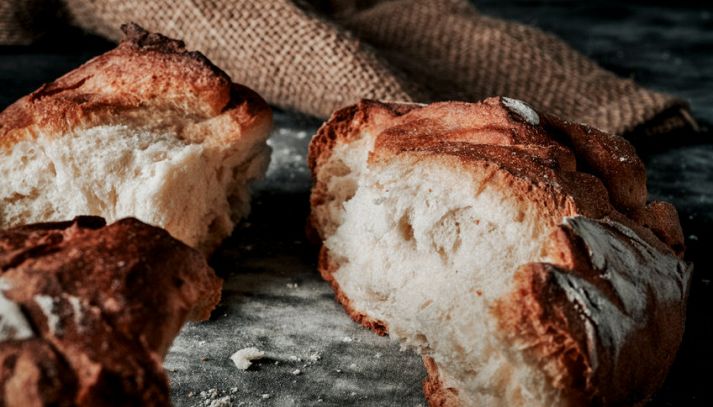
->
[199, 388, 235, 407]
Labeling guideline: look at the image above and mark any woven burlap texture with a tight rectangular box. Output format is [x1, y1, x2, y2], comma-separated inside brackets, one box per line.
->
[3, 0, 687, 135]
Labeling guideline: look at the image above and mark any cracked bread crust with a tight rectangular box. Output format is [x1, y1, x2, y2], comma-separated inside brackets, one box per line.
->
[0, 216, 222, 406]
[0, 23, 271, 148]
[308, 97, 689, 406]
[317, 246, 388, 336]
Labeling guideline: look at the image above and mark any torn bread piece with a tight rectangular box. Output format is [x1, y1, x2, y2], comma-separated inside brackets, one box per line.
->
[0, 23, 272, 253]
[0, 216, 222, 406]
[309, 97, 690, 406]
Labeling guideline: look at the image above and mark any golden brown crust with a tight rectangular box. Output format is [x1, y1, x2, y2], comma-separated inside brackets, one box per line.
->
[0, 216, 222, 406]
[308, 97, 688, 406]
[308, 100, 421, 176]
[422, 355, 460, 407]
[492, 263, 594, 404]
[539, 114, 647, 212]
[318, 247, 388, 336]
[630, 201, 685, 257]
[0, 23, 271, 149]
[369, 98, 646, 224]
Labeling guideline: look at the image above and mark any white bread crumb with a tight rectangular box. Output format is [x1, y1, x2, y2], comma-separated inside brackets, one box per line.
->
[230, 347, 265, 370]
[0, 124, 270, 252]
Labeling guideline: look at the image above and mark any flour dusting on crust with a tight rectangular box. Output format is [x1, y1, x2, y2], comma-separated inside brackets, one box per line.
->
[502, 97, 540, 125]
[0, 283, 34, 341]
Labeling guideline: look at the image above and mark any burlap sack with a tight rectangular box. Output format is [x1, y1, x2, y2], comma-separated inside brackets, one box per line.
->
[1, 0, 695, 136]
[0, 0, 61, 45]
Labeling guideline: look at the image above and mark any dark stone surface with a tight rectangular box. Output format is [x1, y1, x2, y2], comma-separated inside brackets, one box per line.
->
[1, 2, 711, 406]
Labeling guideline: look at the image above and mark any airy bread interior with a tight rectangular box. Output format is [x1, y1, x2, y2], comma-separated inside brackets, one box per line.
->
[315, 131, 567, 406]
[0, 24, 273, 254]
[0, 124, 269, 252]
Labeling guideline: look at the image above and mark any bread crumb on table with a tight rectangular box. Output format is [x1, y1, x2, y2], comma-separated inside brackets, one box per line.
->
[230, 347, 265, 370]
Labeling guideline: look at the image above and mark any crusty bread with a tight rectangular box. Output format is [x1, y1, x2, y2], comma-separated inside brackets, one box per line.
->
[0, 216, 221, 406]
[308, 97, 691, 406]
[0, 23, 272, 253]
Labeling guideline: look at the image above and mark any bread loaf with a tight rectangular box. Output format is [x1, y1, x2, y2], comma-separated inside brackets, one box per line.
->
[0, 23, 272, 253]
[308, 97, 691, 406]
[0, 216, 221, 406]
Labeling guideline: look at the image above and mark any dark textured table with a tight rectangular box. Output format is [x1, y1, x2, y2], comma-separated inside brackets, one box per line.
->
[1, 2, 711, 406]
